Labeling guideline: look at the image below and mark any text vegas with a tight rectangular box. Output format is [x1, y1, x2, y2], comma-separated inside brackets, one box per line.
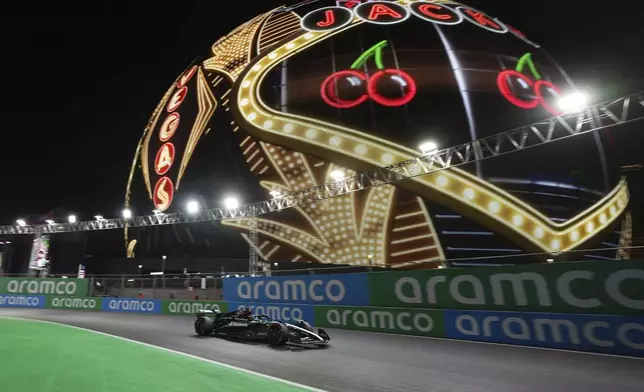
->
[152, 65, 198, 212]
[301, 1, 538, 47]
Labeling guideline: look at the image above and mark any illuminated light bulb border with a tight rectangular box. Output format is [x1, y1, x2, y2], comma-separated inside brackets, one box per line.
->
[239, 33, 632, 249]
[325, 165, 360, 240]
[258, 10, 303, 54]
[437, 176, 630, 252]
[235, 17, 630, 253]
[176, 68, 218, 190]
[261, 145, 382, 250]
[222, 219, 326, 263]
[237, 26, 484, 185]
[259, 180, 289, 198]
[258, 170, 332, 248]
[203, 10, 275, 81]
[323, 164, 393, 244]
[512, 215, 524, 227]
[357, 181, 396, 242]
[463, 188, 476, 200]
[223, 216, 390, 266]
[256, 154, 405, 264]
[237, 9, 570, 229]
[488, 201, 501, 214]
[416, 195, 447, 264]
[237, 24, 422, 162]
[436, 175, 449, 188]
[533, 226, 545, 239]
[243, 68, 411, 176]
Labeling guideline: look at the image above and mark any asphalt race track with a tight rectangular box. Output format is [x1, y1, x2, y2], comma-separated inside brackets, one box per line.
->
[2, 309, 643, 392]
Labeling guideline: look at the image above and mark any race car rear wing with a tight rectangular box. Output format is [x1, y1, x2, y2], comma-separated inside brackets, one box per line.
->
[196, 309, 221, 317]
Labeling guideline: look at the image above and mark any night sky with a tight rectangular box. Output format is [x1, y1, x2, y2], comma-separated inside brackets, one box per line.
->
[1, 1, 642, 227]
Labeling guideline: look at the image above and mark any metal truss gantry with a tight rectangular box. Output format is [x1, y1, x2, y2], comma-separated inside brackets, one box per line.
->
[248, 205, 259, 275]
[2, 91, 643, 236]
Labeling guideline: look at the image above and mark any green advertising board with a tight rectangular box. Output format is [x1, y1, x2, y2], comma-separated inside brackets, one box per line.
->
[161, 300, 228, 315]
[314, 305, 445, 337]
[0, 278, 89, 297]
[369, 260, 644, 315]
[46, 296, 101, 311]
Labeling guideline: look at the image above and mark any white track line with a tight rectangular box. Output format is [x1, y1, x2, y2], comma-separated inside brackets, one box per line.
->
[326, 327, 644, 361]
[0, 316, 327, 392]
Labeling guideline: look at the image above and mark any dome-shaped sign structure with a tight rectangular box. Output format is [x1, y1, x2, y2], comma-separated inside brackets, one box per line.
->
[127, 0, 628, 268]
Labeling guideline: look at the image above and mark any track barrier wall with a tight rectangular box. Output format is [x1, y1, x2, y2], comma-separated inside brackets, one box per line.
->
[2, 295, 643, 357]
[1, 295, 643, 357]
[228, 301, 315, 323]
[24, 298, 228, 314]
[2, 260, 643, 357]
[0, 278, 89, 297]
[441, 309, 644, 357]
[368, 260, 644, 314]
[222, 273, 371, 305]
[0, 294, 46, 308]
[222, 260, 644, 315]
[313, 305, 445, 337]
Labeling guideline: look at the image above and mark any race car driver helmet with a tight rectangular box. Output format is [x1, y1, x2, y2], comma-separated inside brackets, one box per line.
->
[238, 307, 252, 318]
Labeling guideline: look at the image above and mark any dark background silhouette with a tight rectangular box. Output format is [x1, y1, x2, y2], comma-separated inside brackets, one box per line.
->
[1, 1, 642, 267]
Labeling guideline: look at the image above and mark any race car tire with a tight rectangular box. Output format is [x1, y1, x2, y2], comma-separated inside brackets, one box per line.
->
[194, 317, 214, 336]
[267, 322, 289, 346]
[298, 320, 314, 332]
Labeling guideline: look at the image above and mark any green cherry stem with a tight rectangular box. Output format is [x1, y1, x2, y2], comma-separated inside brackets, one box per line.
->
[350, 40, 388, 71]
[515, 52, 541, 80]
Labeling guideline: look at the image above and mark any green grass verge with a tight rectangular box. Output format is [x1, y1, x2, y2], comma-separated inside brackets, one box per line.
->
[0, 318, 311, 392]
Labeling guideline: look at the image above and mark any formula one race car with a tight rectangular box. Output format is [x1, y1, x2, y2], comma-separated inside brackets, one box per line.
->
[194, 307, 330, 348]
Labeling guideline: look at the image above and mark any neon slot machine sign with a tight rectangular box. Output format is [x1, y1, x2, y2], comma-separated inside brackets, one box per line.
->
[320, 40, 417, 108]
[497, 53, 563, 116]
[301, 1, 534, 44]
[300, 1, 551, 111]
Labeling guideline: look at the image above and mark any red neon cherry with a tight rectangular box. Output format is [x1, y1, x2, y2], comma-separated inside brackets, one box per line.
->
[534, 80, 562, 116]
[367, 69, 417, 107]
[320, 70, 369, 109]
[497, 70, 539, 109]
